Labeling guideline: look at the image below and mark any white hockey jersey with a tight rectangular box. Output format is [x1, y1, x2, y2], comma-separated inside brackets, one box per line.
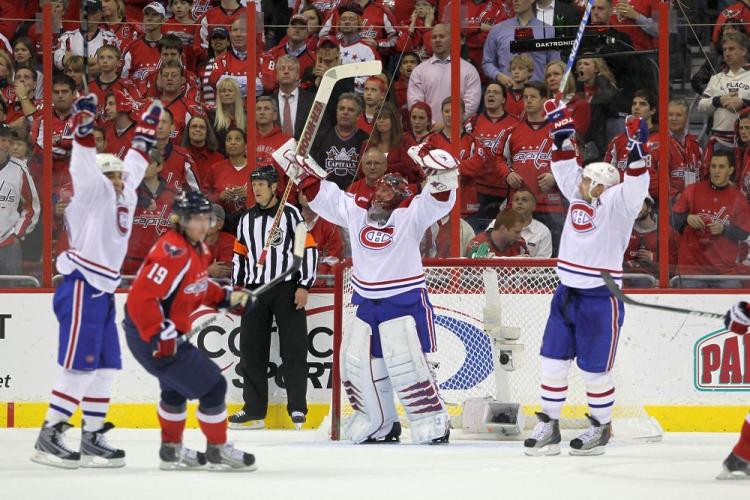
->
[551, 154, 649, 289]
[308, 180, 456, 299]
[56, 140, 148, 293]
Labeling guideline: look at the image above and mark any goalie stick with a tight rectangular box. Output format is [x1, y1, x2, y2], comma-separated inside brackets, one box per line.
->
[183, 224, 309, 343]
[601, 272, 724, 319]
[256, 60, 383, 268]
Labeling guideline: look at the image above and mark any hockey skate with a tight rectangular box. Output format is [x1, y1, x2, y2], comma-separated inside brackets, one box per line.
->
[717, 452, 750, 480]
[569, 415, 611, 456]
[363, 422, 402, 444]
[290, 411, 306, 431]
[228, 410, 265, 430]
[429, 427, 450, 445]
[524, 412, 561, 456]
[159, 442, 207, 471]
[80, 422, 126, 468]
[30, 421, 80, 469]
[206, 443, 257, 472]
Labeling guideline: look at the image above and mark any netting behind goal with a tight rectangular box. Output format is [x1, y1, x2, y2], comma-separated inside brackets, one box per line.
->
[329, 259, 662, 441]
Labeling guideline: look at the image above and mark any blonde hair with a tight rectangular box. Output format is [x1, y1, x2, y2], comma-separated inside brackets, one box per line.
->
[545, 60, 575, 96]
[0, 51, 14, 81]
[214, 78, 246, 132]
[509, 54, 534, 73]
[577, 57, 618, 89]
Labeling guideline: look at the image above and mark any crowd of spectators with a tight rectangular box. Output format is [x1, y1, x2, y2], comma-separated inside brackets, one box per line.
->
[0, 0, 749, 288]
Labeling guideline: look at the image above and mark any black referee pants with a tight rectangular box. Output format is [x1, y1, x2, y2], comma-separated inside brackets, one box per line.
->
[238, 281, 309, 418]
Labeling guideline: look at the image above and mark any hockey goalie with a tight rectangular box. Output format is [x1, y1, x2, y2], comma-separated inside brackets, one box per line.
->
[274, 140, 458, 444]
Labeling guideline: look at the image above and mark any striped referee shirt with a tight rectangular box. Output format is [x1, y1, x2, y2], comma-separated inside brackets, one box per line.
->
[233, 201, 318, 289]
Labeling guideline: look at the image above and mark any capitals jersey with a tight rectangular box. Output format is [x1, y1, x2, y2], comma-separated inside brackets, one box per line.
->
[467, 111, 518, 197]
[339, 39, 381, 93]
[161, 144, 201, 193]
[123, 178, 178, 275]
[56, 138, 149, 293]
[604, 131, 659, 199]
[550, 149, 650, 289]
[504, 120, 565, 213]
[673, 180, 750, 274]
[121, 38, 162, 81]
[0, 157, 39, 247]
[623, 224, 658, 274]
[307, 179, 456, 299]
[126, 229, 227, 341]
[101, 20, 142, 50]
[319, 1, 399, 52]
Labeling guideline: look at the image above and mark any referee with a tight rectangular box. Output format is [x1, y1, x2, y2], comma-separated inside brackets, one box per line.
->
[229, 165, 318, 430]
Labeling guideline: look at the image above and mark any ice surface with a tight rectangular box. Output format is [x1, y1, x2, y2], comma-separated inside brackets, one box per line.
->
[1, 429, 746, 500]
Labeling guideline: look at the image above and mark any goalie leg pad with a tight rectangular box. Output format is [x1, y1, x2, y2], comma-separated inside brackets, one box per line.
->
[341, 318, 394, 443]
[379, 315, 449, 444]
[580, 369, 615, 424]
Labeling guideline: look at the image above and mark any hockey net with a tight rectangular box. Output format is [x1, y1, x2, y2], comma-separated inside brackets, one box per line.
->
[330, 259, 663, 441]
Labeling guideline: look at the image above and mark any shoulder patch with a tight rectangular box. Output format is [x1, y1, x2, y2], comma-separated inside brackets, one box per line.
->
[163, 241, 186, 258]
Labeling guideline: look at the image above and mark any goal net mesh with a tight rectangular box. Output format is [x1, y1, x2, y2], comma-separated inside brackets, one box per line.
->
[331, 260, 662, 441]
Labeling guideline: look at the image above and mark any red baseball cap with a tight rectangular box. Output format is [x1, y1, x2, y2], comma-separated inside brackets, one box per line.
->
[317, 35, 340, 48]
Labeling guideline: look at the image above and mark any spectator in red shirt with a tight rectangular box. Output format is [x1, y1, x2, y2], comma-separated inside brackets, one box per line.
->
[466, 208, 529, 258]
[505, 54, 534, 119]
[392, 51, 420, 123]
[467, 82, 518, 223]
[408, 101, 432, 143]
[122, 2, 166, 81]
[63, 56, 87, 93]
[261, 15, 317, 93]
[93, 126, 107, 153]
[736, 109, 750, 204]
[157, 60, 205, 145]
[545, 60, 591, 139]
[358, 76, 387, 134]
[206, 203, 235, 280]
[623, 196, 658, 287]
[6, 66, 39, 132]
[299, 4, 324, 50]
[255, 96, 293, 197]
[347, 146, 390, 205]
[89, 44, 142, 121]
[155, 108, 201, 192]
[138, 35, 202, 103]
[163, 0, 201, 69]
[182, 115, 223, 189]
[298, 192, 343, 287]
[369, 101, 424, 186]
[101, 90, 138, 159]
[663, 98, 703, 200]
[101, 0, 142, 50]
[208, 127, 253, 216]
[198, 0, 248, 51]
[200, 27, 231, 110]
[123, 150, 179, 275]
[503, 81, 566, 254]
[211, 77, 246, 155]
[395, 0, 435, 61]
[672, 150, 750, 288]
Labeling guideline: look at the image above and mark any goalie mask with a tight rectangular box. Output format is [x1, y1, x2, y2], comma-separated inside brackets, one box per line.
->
[372, 173, 412, 211]
[582, 162, 620, 199]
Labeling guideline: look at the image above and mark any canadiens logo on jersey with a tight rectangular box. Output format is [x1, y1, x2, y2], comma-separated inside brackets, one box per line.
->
[570, 202, 596, 232]
[116, 205, 130, 235]
[359, 225, 394, 250]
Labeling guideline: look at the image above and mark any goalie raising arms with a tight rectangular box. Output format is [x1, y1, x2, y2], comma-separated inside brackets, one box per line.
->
[275, 142, 458, 444]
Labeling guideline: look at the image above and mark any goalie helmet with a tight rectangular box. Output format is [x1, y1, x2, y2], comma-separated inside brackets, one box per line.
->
[372, 173, 412, 211]
[96, 153, 124, 174]
[582, 162, 620, 198]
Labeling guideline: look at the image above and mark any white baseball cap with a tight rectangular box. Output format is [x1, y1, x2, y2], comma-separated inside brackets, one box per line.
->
[143, 2, 166, 17]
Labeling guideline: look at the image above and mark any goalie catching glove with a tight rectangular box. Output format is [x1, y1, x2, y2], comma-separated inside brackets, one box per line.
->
[725, 302, 750, 335]
[407, 143, 458, 193]
[219, 286, 253, 316]
[272, 138, 328, 190]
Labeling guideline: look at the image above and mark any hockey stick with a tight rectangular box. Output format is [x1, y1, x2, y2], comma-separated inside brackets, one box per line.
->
[82, 0, 90, 94]
[557, 0, 594, 104]
[256, 60, 383, 268]
[182, 224, 308, 344]
[601, 272, 724, 319]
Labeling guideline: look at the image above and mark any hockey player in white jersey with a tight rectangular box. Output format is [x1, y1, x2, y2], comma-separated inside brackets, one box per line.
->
[523, 102, 650, 457]
[31, 94, 163, 469]
[274, 141, 457, 444]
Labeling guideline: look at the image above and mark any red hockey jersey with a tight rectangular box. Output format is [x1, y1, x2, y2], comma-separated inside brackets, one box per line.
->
[608, 0, 657, 51]
[673, 180, 750, 275]
[604, 131, 659, 199]
[468, 111, 518, 198]
[123, 178, 179, 275]
[504, 88, 525, 119]
[101, 121, 137, 160]
[185, 145, 225, 191]
[623, 225, 658, 274]
[126, 229, 227, 341]
[320, 1, 399, 52]
[503, 120, 564, 213]
[122, 37, 162, 81]
[161, 144, 201, 193]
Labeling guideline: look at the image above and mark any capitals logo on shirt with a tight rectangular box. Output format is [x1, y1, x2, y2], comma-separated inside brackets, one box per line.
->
[359, 225, 394, 249]
[163, 241, 186, 258]
[325, 147, 359, 177]
[511, 139, 551, 169]
[570, 202, 596, 232]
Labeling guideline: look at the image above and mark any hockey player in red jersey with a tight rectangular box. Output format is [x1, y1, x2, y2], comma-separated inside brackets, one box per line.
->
[720, 302, 750, 479]
[123, 190, 257, 471]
